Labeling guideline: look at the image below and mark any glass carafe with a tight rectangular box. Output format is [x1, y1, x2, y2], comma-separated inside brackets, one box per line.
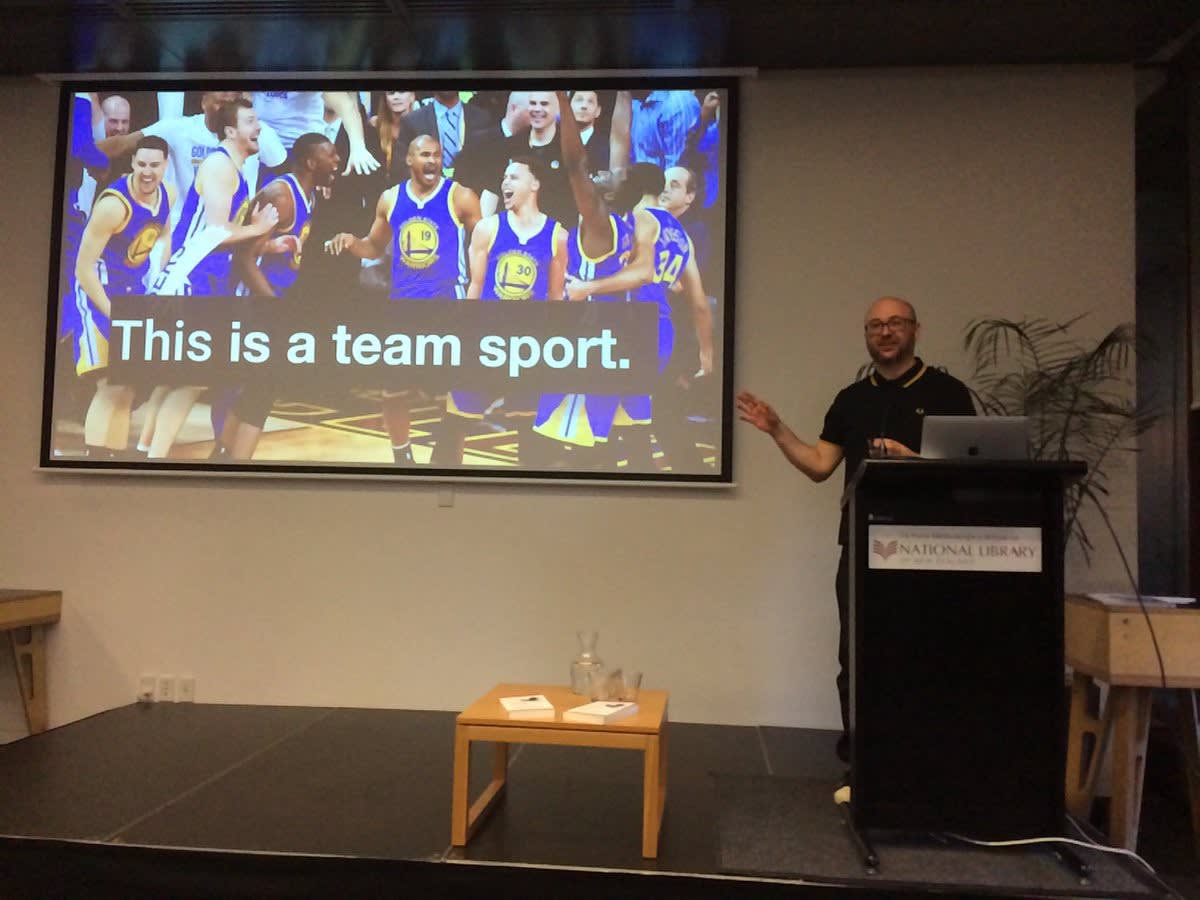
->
[570, 630, 603, 694]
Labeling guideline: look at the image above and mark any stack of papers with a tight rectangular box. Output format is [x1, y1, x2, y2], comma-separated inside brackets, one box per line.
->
[1087, 592, 1196, 607]
[562, 700, 639, 725]
[498, 694, 555, 720]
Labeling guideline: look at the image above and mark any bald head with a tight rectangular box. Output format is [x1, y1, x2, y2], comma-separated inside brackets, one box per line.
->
[102, 95, 130, 137]
[407, 134, 443, 189]
[863, 296, 920, 374]
[865, 296, 916, 324]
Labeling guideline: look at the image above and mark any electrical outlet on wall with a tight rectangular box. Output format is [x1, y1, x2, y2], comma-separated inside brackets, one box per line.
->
[177, 676, 196, 703]
[155, 675, 175, 703]
[137, 674, 156, 703]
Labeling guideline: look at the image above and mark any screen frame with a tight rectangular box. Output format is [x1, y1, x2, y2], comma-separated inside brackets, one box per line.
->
[41, 75, 739, 486]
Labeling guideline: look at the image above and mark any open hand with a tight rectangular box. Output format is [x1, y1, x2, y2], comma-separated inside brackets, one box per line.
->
[324, 233, 356, 255]
[343, 142, 381, 176]
[248, 202, 279, 236]
[736, 391, 780, 435]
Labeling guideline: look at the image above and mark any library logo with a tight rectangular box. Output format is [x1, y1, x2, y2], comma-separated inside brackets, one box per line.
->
[872, 539, 899, 561]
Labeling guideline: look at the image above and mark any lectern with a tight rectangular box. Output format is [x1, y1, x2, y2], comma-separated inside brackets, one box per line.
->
[844, 459, 1085, 848]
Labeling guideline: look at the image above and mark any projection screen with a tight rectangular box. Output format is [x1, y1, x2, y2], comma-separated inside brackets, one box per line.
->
[42, 81, 735, 484]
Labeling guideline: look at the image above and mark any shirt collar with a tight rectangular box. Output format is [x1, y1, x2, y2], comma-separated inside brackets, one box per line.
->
[869, 357, 925, 388]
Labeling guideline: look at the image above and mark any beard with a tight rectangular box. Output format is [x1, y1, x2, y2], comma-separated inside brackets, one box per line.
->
[867, 335, 915, 366]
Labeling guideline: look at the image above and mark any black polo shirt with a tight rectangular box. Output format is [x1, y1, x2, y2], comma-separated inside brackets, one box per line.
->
[819, 357, 976, 543]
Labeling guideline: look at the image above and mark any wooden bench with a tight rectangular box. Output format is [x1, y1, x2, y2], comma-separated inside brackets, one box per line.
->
[1065, 593, 1200, 854]
[0, 590, 62, 734]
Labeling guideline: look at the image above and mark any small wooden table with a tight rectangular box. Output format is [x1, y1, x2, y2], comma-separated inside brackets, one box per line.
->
[452, 682, 669, 858]
[1065, 593, 1200, 853]
[0, 590, 62, 735]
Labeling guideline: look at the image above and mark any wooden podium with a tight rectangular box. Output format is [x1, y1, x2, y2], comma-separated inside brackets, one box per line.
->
[844, 460, 1084, 846]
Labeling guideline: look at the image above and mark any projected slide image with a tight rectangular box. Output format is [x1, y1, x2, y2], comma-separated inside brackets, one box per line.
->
[45, 85, 732, 481]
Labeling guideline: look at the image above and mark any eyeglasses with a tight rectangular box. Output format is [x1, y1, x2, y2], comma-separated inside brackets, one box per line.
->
[865, 316, 916, 335]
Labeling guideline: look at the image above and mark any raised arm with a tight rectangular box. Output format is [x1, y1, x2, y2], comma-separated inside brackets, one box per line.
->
[325, 188, 394, 260]
[325, 91, 380, 175]
[736, 391, 844, 482]
[608, 90, 631, 181]
[556, 91, 610, 257]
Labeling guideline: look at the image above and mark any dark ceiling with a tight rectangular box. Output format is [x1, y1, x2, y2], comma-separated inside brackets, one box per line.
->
[4, 0, 1200, 76]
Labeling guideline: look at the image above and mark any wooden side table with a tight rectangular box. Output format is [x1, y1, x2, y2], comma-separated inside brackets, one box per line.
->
[0, 590, 62, 735]
[1064, 593, 1200, 853]
[452, 682, 669, 858]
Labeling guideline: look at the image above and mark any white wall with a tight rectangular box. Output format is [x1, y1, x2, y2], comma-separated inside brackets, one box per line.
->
[0, 67, 1135, 736]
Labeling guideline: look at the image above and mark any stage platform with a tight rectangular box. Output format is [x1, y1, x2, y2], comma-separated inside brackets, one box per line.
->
[0, 703, 1184, 899]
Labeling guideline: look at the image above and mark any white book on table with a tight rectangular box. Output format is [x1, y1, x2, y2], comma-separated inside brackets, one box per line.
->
[562, 700, 639, 725]
[498, 694, 555, 720]
[1087, 592, 1196, 607]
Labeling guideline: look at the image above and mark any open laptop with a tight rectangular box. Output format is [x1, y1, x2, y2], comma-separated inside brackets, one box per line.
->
[919, 415, 1030, 460]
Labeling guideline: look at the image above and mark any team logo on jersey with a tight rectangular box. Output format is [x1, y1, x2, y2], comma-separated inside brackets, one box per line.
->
[125, 223, 164, 267]
[399, 217, 440, 270]
[292, 222, 311, 270]
[493, 249, 539, 300]
[233, 198, 251, 226]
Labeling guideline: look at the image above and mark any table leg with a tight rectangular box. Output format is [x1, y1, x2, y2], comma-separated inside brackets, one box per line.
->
[642, 733, 664, 858]
[1174, 689, 1200, 859]
[1108, 686, 1152, 850]
[451, 724, 470, 845]
[1065, 673, 1108, 820]
[466, 742, 508, 836]
[10, 626, 48, 735]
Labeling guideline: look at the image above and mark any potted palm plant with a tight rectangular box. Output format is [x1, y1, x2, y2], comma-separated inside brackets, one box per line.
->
[962, 315, 1150, 564]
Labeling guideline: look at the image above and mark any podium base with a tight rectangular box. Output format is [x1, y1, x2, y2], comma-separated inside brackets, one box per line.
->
[839, 811, 1097, 885]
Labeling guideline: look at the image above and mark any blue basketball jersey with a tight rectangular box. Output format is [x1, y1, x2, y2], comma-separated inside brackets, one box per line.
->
[94, 175, 170, 295]
[169, 147, 250, 295]
[567, 213, 633, 303]
[626, 206, 691, 318]
[71, 176, 169, 376]
[482, 212, 560, 302]
[258, 173, 312, 297]
[388, 178, 467, 300]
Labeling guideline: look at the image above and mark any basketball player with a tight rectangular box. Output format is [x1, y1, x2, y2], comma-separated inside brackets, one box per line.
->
[446, 156, 567, 466]
[72, 135, 172, 458]
[325, 133, 482, 464]
[99, 92, 287, 229]
[529, 90, 633, 455]
[564, 159, 713, 471]
[142, 98, 279, 460]
[214, 133, 343, 460]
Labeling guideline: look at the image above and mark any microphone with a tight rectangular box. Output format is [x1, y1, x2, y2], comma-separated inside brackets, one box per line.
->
[871, 403, 892, 458]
